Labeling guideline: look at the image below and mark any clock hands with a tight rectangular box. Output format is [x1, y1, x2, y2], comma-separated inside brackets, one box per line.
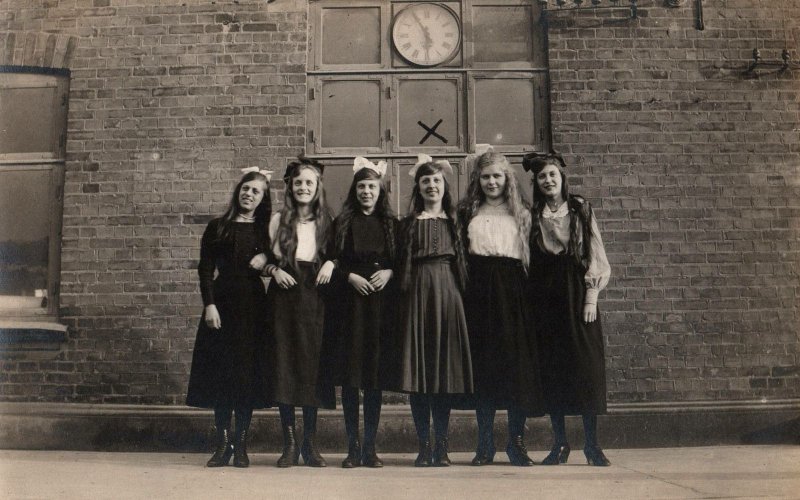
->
[410, 10, 434, 57]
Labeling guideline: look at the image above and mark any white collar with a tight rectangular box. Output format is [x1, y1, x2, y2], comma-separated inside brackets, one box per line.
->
[542, 201, 569, 219]
[417, 211, 449, 220]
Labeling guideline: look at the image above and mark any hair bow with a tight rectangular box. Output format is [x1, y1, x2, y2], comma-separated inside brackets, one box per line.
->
[240, 166, 273, 182]
[353, 156, 388, 177]
[463, 144, 495, 172]
[522, 151, 566, 172]
[283, 156, 325, 182]
[408, 153, 454, 177]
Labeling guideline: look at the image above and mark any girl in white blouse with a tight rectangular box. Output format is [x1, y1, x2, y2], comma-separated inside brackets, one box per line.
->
[457, 150, 544, 466]
[263, 157, 336, 468]
[523, 152, 611, 467]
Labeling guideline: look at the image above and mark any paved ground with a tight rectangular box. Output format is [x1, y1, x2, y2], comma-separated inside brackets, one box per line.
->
[1, 445, 798, 499]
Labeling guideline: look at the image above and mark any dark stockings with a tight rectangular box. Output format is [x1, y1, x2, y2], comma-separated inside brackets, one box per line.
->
[549, 412, 600, 448]
[410, 393, 451, 442]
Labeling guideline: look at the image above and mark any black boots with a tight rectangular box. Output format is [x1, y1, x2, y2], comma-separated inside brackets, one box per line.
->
[206, 427, 234, 467]
[541, 443, 571, 465]
[472, 404, 496, 466]
[432, 438, 451, 467]
[276, 425, 300, 468]
[233, 428, 249, 468]
[584, 446, 611, 466]
[361, 442, 383, 468]
[341, 438, 361, 468]
[506, 435, 535, 466]
[301, 433, 327, 467]
[414, 439, 433, 467]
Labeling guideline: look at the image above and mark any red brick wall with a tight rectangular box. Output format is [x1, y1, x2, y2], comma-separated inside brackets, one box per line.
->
[0, 0, 798, 405]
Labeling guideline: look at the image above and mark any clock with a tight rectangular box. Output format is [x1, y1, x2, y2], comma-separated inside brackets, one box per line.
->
[392, 3, 461, 67]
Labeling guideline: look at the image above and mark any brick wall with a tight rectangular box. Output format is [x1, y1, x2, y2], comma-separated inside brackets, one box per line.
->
[0, 0, 798, 405]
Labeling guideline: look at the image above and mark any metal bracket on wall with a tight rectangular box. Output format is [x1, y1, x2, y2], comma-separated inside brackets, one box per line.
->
[744, 48, 800, 76]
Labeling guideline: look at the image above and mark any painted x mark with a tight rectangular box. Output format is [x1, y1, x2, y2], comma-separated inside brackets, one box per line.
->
[418, 119, 448, 144]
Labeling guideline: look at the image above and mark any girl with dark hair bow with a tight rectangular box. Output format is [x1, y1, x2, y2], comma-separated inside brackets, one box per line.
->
[262, 156, 336, 468]
[393, 154, 473, 467]
[457, 148, 544, 467]
[327, 157, 397, 468]
[523, 152, 612, 467]
[187, 167, 273, 469]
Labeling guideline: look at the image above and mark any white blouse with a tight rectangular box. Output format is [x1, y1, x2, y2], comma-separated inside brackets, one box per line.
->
[467, 203, 526, 261]
[539, 201, 610, 305]
[268, 212, 318, 263]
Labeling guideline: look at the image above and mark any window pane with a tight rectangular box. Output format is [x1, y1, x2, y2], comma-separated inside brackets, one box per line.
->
[320, 80, 382, 148]
[474, 78, 535, 146]
[473, 5, 533, 64]
[397, 78, 459, 149]
[322, 7, 381, 65]
[0, 87, 57, 154]
[0, 169, 51, 299]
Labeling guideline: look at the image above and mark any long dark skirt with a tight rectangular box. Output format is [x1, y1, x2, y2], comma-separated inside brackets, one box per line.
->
[530, 246, 607, 415]
[186, 275, 272, 409]
[331, 263, 394, 390]
[266, 262, 335, 409]
[465, 255, 544, 417]
[394, 258, 473, 396]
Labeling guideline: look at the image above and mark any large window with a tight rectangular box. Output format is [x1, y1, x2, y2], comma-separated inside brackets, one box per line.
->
[307, 0, 550, 161]
[0, 68, 68, 322]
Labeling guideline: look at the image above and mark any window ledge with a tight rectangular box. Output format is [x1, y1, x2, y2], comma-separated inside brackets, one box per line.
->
[0, 320, 68, 354]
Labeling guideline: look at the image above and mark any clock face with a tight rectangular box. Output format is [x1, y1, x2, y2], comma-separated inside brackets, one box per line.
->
[392, 3, 461, 67]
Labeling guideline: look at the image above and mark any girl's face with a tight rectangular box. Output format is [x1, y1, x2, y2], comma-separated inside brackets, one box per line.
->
[418, 172, 445, 204]
[536, 163, 563, 201]
[356, 179, 381, 213]
[291, 167, 319, 206]
[479, 163, 506, 202]
[238, 179, 267, 214]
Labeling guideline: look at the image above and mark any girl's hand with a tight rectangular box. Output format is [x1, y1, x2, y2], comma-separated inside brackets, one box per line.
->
[272, 268, 297, 289]
[315, 260, 335, 286]
[204, 304, 222, 330]
[583, 303, 597, 323]
[249, 253, 268, 271]
[369, 269, 393, 291]
[348, 273, 375, 296]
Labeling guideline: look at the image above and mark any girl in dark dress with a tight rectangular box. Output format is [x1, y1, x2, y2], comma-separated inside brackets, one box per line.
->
[457, 149, 544, 467]
[186, 167, 273, 468]
[523, 152, 612, 467]
[262, 156, 336, 468]
[328, 157, 396, 468]
[394, 154, 473, 467]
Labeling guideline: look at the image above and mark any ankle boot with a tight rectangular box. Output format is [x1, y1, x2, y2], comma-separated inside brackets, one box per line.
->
[301, 434, 327, 467]
[433, 438, 451, 467]
[414, 439, 432, 467]
[506, 435, 534, 466]
[584, 446, 611, 466]
[361, 442, 383, 468]
[206, 428, 234, 467]
[341, 438, 361, 468]
[233, 428, 250, 468]
[276, 425, 300, 468]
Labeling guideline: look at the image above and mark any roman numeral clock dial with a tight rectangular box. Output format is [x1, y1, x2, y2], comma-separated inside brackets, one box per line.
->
[392, 3, 461, 67]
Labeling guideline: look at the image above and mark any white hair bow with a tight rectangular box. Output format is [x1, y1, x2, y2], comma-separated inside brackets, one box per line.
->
[353, 156, 387, 177]
[240, 166, 273, 182]
[408, 153, 454, 177]
[464, 144, 495, 173]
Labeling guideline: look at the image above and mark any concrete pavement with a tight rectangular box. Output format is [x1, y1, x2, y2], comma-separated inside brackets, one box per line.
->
[1, 445, 799, 499]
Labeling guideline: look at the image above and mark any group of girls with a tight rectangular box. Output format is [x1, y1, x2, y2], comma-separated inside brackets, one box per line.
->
[186, 148, 611, 470]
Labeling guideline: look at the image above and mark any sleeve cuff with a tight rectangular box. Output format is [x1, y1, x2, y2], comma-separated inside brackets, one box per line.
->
[585, 288, 599, 305]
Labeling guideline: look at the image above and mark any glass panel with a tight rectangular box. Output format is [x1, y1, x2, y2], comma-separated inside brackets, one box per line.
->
[0, 87, 57, 154]
[322, 7, 381, 65]
[474, 78, 535, 146]
[0, 169, 51, 301]
[397, 78, 459, 148]
[320, 80, 382, 148]
[473, 5, 533, 64]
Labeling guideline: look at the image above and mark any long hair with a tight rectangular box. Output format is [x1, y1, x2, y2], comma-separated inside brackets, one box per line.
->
[333, 167, 396, 262]
[276, 158, 332, 271]
[457, 152, 531, 271]
[399, 161, 468, 291]
[215, 171, 271, 248]
[526, 155, 592, 269]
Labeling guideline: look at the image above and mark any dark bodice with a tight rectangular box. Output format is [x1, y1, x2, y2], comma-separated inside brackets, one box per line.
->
[411, 218, 455, 260]
[198, 219, 266, 306]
